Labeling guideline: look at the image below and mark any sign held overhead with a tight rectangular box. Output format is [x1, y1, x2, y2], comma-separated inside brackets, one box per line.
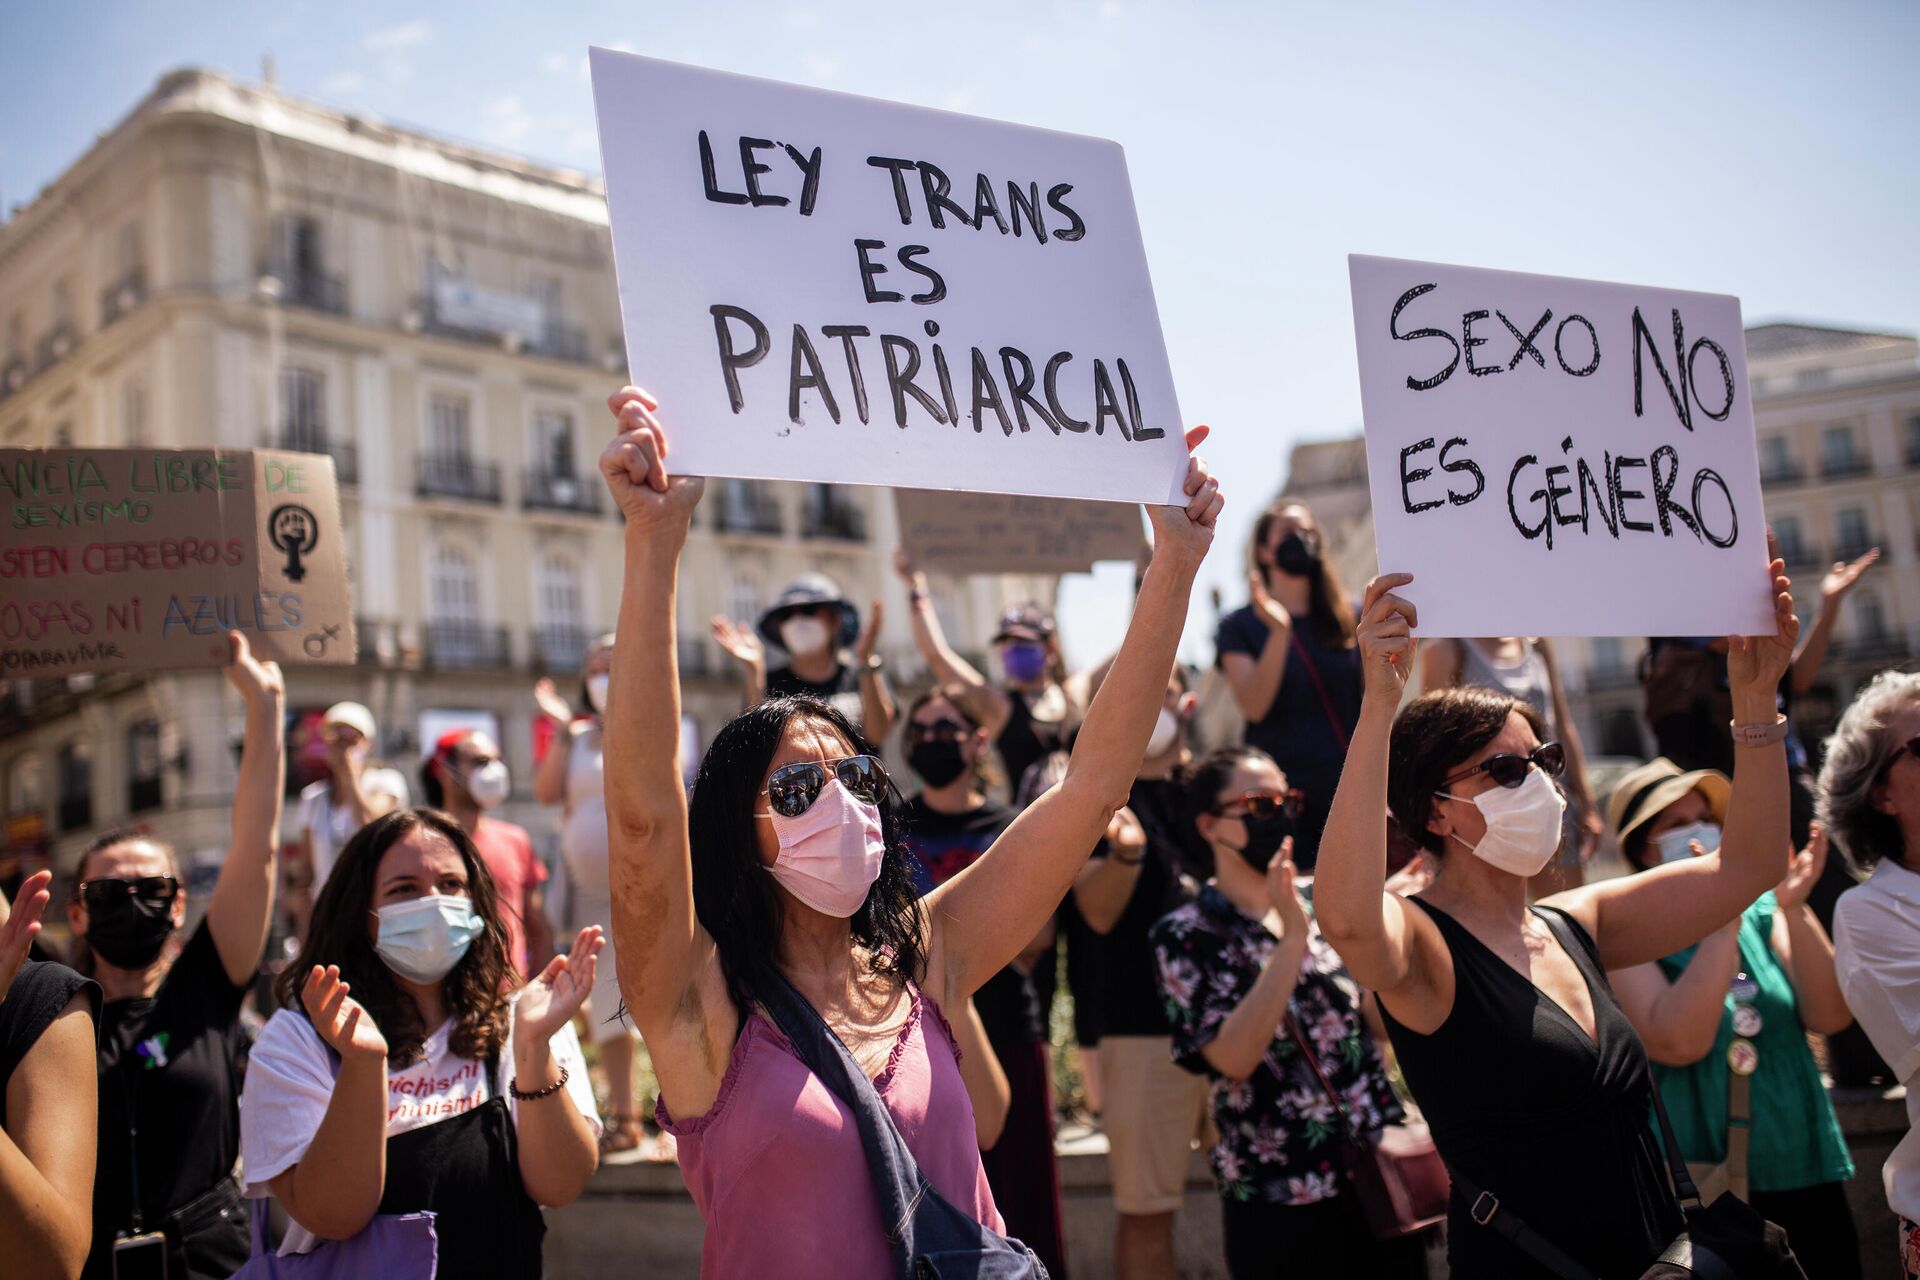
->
[1348, 254, 1772, 638]
[590, 49, 1189, 506]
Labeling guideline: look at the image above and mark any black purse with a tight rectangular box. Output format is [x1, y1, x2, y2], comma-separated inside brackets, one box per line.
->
[1451, 913, 1807, 1280]
[759, 973, 1048, 1280]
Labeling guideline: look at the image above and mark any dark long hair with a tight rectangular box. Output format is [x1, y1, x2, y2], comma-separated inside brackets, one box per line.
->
[1388, 688, 1547, 857]
[1251, 500, 1358, 649]
[688, 695, 926, 1016]
[274, 808, 514, 1065]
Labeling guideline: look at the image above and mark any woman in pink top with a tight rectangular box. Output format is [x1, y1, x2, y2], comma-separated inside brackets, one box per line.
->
[597, 385, 1221, 1278]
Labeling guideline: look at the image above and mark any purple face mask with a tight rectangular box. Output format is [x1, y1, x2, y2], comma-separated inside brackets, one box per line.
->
[1001, 641, 1048, 684]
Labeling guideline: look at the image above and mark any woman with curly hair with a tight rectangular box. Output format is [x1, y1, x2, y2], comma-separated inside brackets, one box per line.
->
[239, 809, 602, 1278]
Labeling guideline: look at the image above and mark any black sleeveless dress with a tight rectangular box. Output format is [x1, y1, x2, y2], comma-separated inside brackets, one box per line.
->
[1379, 901, 1682, 1279]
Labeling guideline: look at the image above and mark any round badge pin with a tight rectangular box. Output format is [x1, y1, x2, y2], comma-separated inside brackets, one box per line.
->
[1732, 1005, 1764, 1039]
[1728, 1041, 1759, 1076]
[1729, 974, 1759, 1003]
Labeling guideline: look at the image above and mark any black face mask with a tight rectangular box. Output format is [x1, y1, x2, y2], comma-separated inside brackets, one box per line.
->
[909, 740, 970, 789]
[84, 897, 176, 969]
[1271, 530, 1321, 578]
[1231, 812, 1296, 872]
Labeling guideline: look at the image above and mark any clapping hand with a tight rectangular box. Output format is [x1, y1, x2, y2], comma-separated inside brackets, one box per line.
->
[1267, 844, 1309, 936]
[517, 926, 604, 1044]
[1776, 822, 1829, 912]
[301, 964, 389, 1061]
[1821, 548, 1878, 603]
[710, 616, 766, 669]
[1249, 570, 1293, 635]
[0, 870, 52, 1006]
[854, 598, 885, 666]
[533, 678, 575, 726]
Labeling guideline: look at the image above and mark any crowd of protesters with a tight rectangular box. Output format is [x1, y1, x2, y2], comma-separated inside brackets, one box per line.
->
[0, 381, 1913, 1280]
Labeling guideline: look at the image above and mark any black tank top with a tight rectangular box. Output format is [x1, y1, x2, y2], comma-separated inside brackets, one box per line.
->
[997, 688, 1069, 797]
[0, 960, 98, 1129]
[1379, 901, 1682, 1279]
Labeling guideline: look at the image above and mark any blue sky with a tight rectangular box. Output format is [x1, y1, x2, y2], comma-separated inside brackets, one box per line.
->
[4, 1, 1916, 663]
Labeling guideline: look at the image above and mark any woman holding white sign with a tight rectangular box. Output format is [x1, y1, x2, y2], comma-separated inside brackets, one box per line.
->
[1314, 555, 1802, 1279]
[597, 384, 1221, 1277]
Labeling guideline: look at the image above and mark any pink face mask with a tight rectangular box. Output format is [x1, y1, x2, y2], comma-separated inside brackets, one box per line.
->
[766, 778, 886, 917]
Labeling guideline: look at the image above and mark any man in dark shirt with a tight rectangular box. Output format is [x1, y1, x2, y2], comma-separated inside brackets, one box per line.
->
[1072, 667, 1209, 1280]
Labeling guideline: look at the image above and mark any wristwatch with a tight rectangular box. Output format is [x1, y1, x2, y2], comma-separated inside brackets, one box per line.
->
[1729, 716, 1789, 749]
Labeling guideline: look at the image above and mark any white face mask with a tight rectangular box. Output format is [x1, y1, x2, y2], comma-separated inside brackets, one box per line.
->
[464, 760, 511, 809]
[587, 674, 611, 714]
[1146, 707, 1181, 757]
[780, 615, 832, 657]
[1655, 821, 1721, 865]
[372, 895, 484, 984]
[1440, 767, 1567, 877]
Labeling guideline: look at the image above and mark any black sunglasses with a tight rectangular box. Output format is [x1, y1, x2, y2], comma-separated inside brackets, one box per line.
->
[905, 719, 971, 744]
[1879, 736, 1920, 776]
[1439, 741, 1566, 792]
[80, 875, 180, 912]
[1213, 789, 1305, 822]
[762, 754, 891, 819]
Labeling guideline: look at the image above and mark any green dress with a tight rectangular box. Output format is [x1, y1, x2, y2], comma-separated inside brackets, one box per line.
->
[1653, 892, 1854, 1192]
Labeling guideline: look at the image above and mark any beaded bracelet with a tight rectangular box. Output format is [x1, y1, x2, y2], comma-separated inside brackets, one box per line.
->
[509, 1064, 570, 1100]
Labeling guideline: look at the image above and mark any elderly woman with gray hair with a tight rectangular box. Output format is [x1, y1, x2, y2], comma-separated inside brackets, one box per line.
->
[1817, 669, 1920, 1275]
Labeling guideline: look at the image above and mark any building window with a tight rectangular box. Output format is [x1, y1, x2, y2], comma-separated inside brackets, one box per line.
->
[1855, 591, 1888, 641]
[1835, 507, 1873, 559]
[279, 367, 327, 451]
[534, 409, 576, 477]
[429, 394, 472, 461]
[1757, 435, 1794, 482]
[534, 553, 587, 669]
[127, 719, 163, 812]
[1598, 709, 1644, 758]
[1821, 423, 1865, 476]
[56, 742, 92, 831]
[273, 214, 323, 280]
[1590, 636, 1624, 677]
[1773, 514, 1808, 564]
[7, 754, 46, 814]
[726, 571, 763, 629]
[51, 277, 72, 327]
[432, 544, 480, 624]
[116, 223, 142, 276]
[1905, 414, 1920, 466]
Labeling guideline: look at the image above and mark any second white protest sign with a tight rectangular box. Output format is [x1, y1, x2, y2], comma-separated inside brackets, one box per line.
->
[590, 50, 1189, 506]
[1349, 254, 1774, 639]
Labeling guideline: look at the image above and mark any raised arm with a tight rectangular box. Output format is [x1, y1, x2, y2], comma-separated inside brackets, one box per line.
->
[1791, 549, 1877, 696]
[599, 388, 736, 1113]
[1218, 571, 1294, 723]
[895, 548, 1011, 735]
[1769, 824, 1852, 1035]
[1560, 550, 1798, 970]
[1313, 574, 1443, 1002]
[852, 598, 898, 743]
[922, 432, 1220, 1005]
[1609, 920, 1744, 1066]
[710, 616, 769, 711]
[207, 631, 286, 986]
[1536, 638, 1603, 854]
[531, 681, 576, 808]
[513, 927, 604, 1204]
[1197, 853, 1311, 1081]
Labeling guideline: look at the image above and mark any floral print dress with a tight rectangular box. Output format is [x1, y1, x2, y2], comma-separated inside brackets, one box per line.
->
[1151, 885, 1402, 1205]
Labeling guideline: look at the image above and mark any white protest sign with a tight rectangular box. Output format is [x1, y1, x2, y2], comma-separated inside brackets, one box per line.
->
[1348, 255, 1773, 638]
[590, 50, 1189, 505]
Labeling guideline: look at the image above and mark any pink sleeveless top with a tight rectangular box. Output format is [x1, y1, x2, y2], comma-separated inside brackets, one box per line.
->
[658, 986, 1003, 1279]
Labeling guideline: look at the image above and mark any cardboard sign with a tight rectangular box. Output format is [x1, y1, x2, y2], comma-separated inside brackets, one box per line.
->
[895, 489, 1144, 575]
[0, 448, 356, 675]
[590, 49, 1189, 505]
[1348, 255, 1773, 638]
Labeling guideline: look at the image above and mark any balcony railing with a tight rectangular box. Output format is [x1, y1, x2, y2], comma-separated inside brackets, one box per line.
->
[803, 502, 868, 541]
[99, 269, 146, 327]
[1822, 455, 1872, 480]
[277, 430, 359, 486]
[262, 264, 347, 315]
[714, 485, 784, 536]
[532, 625, 593, 672]
[417, 454, 503, 503]
[528, 323, 590, 364]
[34, 323, 76, 373]
[1833, 538, 1881, 564]
[414, 293, 594, 366]
[424, 621, 513, 670]
[1758, 461, 1804, 487]
[1780, 543, 1825, 573]
[522, 468, 602, 515]
[356, 617, 397, 666]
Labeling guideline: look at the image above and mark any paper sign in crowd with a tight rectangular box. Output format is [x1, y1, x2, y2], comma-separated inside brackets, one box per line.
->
[895, 490, 1144, 576]
[590, 49, 1191, 507]
[0, 448, 356, 675]
[1348, 255, 1772, 638]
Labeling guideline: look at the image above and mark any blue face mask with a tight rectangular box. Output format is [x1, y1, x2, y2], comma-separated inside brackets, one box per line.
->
[1001, 641, 1048, 684]
[373, 895, 484, 984]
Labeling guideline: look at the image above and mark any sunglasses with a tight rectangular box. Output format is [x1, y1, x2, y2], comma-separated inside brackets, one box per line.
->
[1213, 789, 1305, 821]
[1439, 742, 1565, 792]
[80, 876, 179, 912]
[1880, 736, 1920, 775]
[762, 754, 891, 819]
[905, 719, 971, 744]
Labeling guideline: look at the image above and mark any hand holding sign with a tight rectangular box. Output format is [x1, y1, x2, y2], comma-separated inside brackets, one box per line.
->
[1143, 425, 1222, 568]
[221, 630, 285, 711]
[1355, 573, 1419, 707]
[602, 386, 706, 531]
[1725, 535, 1798, 706]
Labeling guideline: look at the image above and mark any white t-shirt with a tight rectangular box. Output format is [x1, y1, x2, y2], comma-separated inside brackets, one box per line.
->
[1833, 858, 1920, 1220]
[241, 996, 599, 1254]
[298, 768, 411, 890]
